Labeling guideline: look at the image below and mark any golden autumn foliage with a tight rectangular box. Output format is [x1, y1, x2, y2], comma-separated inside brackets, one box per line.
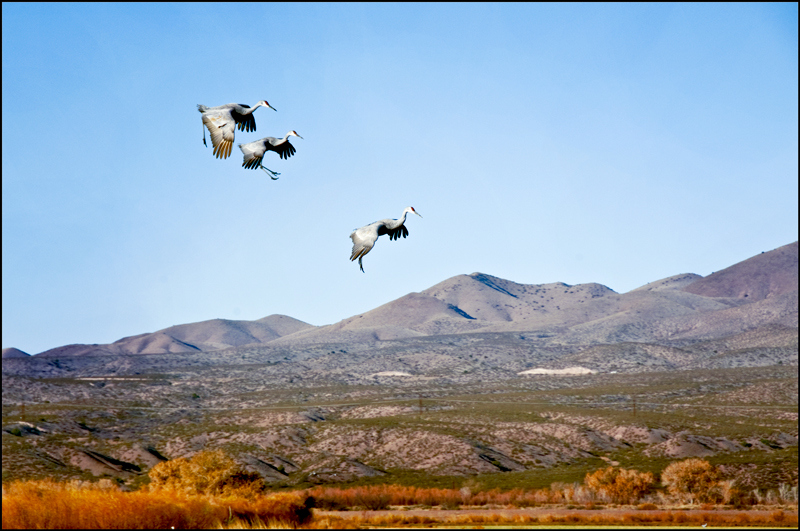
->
[307, 484, 575, 509]
[1, 479, 223, 529]
[584, 466, 656, 504]
[1, 478, 314, 529]
[147, 449, 266, 498]
[661, 458, 722, 503]
[2, 477, 798, 529]
[2, 449, 796, 529]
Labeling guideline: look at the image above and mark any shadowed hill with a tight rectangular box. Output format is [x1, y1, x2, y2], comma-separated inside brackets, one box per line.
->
[683, 242, 798, 301]
[2, 348, 31, 358]
[422, 273, 618, 324]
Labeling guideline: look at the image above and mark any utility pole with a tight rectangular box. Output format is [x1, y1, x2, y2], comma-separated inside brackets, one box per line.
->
[20, 403, 25, 420]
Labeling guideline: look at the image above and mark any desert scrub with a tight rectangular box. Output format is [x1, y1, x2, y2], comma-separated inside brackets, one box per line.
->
[584, 466, 656, 504]
[661, 458, 722, 504]
[1, 479, 314, 529]
[1, 479, 222, 529]
[147, 450, 267, 498]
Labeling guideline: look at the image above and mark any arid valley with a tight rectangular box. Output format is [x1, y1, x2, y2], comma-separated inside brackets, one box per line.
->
[3, 242, 798, 527]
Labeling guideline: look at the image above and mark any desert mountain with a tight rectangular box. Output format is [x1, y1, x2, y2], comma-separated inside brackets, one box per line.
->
[2, 348, 30, 358]
[19, 242, 799, 357]
[274, 242, 797, 347]
[682, 241, 798, 301]
[34, 315, 312, 357]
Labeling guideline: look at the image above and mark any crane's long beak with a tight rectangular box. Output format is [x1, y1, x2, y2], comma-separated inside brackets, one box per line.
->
[415, 211, 423, 217]
[267, 104, 277, 112]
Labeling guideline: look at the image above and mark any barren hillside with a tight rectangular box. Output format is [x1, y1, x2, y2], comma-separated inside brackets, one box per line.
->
[683, 241, 798, 300]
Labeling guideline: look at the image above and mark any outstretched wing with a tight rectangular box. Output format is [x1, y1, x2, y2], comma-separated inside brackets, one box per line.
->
[380, 224, 409, 241]
[202, 111, 236, 159]
[350, 224, 381, 272]
[239, 141, 266, 170]
[271, 139, 297, 160]
[231, 104, 257, 133]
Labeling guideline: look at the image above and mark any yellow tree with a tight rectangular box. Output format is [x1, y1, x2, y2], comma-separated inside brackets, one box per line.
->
[661, 458, 721, 503]
[584, 466, 656, 504]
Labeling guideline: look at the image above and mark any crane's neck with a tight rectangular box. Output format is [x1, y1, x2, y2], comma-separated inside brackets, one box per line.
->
[241, 103, 262, 116]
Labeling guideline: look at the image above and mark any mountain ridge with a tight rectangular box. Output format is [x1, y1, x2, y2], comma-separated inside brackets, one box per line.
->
[9, 241, 798, 358]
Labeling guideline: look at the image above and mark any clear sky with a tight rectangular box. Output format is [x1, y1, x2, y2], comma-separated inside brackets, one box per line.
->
[3, 3, 798, 355]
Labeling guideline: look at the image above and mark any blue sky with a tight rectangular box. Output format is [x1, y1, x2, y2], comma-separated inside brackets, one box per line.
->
[3, 3, 798, 355]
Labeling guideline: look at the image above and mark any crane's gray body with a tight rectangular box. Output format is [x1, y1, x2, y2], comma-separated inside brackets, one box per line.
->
[350, 207, 421, 272]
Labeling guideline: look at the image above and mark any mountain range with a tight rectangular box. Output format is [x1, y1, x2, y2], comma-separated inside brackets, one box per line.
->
[2, 242, 796, 486]
[13, 241, 797, 362]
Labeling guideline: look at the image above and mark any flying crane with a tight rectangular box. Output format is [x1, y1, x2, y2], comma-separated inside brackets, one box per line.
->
[238, 131, 303, 179]
[197, 100, 276, 159]
[350, 207, 422, 272]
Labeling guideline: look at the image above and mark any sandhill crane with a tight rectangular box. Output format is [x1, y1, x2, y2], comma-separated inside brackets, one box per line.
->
[350, 207, 422, 272]
[197, 100, 276, 159]
[238, 131, 303, 179]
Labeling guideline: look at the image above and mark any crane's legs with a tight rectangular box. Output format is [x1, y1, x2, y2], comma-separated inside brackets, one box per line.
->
[258, 163, 280, 180]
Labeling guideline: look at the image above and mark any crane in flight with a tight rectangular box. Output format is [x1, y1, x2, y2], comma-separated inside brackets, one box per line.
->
[238, 131, 303, 179]
[350, 207, 422, 272]
[197, 100, 276, 159]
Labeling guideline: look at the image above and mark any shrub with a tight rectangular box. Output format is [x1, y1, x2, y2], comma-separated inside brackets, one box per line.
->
[661, 458, 721, 504]
[147, 450, 265, 498]
[584, 466, 656, 504]
[227, 492, 315, 526]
